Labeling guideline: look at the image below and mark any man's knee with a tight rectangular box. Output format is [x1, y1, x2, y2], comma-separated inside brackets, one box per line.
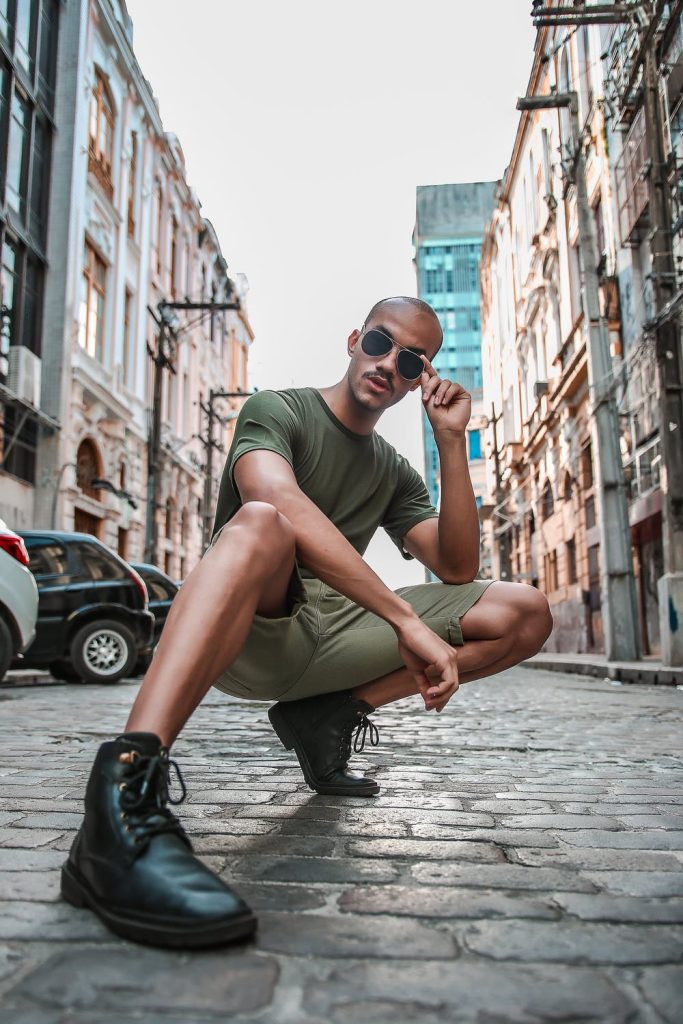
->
[513, 584, 553, 649]
[215, 501, 296, 563]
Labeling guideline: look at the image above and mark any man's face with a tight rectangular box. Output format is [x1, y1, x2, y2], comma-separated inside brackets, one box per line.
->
[346, 305, 442, 413]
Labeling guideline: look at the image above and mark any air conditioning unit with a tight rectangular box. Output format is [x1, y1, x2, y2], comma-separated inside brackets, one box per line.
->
[533, 380, 549, 400]
[7, 346, 42, 407]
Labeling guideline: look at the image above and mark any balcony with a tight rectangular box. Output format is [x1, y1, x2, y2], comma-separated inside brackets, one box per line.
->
[615, 108, 649, 244]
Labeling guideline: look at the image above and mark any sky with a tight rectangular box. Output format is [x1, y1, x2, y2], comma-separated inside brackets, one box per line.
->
[126, 0, 536, 587]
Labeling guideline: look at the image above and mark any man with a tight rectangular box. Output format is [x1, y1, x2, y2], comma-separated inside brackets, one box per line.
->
[61, 296, 552, 949]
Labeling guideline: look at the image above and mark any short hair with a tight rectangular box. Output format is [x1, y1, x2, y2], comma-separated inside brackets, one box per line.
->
[363, 296, 443, 342]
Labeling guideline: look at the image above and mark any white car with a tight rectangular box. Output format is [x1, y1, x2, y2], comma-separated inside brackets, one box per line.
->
[0, 520, 39, 682]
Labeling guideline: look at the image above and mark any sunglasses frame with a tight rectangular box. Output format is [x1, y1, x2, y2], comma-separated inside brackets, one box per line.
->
[359, 327, 425, 382]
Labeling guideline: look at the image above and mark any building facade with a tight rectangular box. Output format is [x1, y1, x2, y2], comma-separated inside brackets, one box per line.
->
[413, 182, 496, 576]
[481, 5, 683, 657]
[1, 0, 252, 579]
[0, 0, 61, 528]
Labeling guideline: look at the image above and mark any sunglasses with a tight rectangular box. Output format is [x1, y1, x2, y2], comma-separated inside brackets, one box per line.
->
[360, 328, 425, 381]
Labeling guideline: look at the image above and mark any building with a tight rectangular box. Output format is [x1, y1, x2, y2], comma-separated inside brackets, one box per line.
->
[481, 4, 683, 658]
[0, 0, 62, 529]
[1, 0, 252, 577]
[413, 181, 496, 576]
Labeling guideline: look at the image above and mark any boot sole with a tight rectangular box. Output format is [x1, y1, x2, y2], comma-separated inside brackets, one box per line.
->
[61, 861, 257, 949]
[268, 704, 379, 797]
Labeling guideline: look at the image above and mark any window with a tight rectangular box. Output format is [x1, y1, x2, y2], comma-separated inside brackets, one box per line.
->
[468, 429, 482, 460]
[29, 115, 49, 244]
[566, 537, 577, 585]
[117, 527, 128, 560]
[0, 0, 10, 40]
[6, 87, 30, 217]
[0, 402, 38, 482]
[75, 438, 101, 499]
[74, 541, 126, 581]
[15, 0, 36, 77]
[79, 241, 106, 360]
[544, 549, 558, 592]
[151, 181, 163, 275]
[170, 214, 178, 298]
[37, 0, 59, 113]
[581, 443, 594, 489]
[127, 131, 137, 237]
[26, 540, 68, 578]
[122, 287, 133, 388]
[588, 544, 601, 610]
[88, 69, 114, 200]
[541, 482, 555, 520]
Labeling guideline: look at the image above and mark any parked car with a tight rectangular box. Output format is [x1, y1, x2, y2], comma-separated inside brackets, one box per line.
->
[16, 531, 154, 684]
[129, 562, 178, 673]
[0, 521, 39, 683]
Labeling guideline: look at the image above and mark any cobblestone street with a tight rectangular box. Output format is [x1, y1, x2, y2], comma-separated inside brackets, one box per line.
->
[0, 667, 682, 1023]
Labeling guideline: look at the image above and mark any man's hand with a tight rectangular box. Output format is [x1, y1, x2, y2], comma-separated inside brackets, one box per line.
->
[395, 616, 460, 712]
[420, 357, 471, 438]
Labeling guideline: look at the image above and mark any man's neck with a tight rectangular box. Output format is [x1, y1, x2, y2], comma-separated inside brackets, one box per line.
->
[316, 380, 380, 436]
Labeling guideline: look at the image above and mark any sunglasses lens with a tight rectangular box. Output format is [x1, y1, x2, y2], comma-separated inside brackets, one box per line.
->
[397, 350, 424, 380]
[361, 330, 393, 358]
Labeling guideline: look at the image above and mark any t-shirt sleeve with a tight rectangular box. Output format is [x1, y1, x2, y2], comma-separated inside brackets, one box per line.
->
[228, 390, 299, 490]
[382, 455, 438, 560]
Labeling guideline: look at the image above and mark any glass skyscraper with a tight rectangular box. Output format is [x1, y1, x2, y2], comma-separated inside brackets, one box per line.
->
[413, 182, 497, 511]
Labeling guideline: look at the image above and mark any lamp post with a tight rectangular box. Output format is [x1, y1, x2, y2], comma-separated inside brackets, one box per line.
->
[517, 92, 640, 661]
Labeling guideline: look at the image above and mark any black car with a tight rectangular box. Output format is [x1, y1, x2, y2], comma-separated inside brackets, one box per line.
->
[129, 562, 178, 672]
[17, 531, 154, 684]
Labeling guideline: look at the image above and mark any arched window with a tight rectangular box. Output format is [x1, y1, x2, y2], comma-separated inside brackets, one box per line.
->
[76, 439, 102, 500]
[165, 497, 175, 541]
[541, 482, 555, 520]
[180, 506, 188, 546]
[88, 69, 115, 199]
[563, 471, 573, 502]
[127, 131, 137, 237]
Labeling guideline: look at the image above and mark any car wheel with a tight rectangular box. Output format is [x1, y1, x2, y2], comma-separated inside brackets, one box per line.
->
[49, 660, 82, 683]
[70, 619, 137, 684]
[0, 617, 14, 683]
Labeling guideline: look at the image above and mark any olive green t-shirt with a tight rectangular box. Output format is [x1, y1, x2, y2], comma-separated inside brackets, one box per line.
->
[212, 388, 438, 578]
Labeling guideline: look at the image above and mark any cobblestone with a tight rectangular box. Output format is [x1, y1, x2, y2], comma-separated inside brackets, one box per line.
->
[0, 665, 682, 1021]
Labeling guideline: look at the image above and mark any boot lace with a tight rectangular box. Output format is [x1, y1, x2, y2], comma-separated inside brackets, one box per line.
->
[340, 710, 380, 761]
[119, 749, 190, 854]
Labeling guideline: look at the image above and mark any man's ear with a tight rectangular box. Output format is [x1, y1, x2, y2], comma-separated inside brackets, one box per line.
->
[347, 328, 361, 358]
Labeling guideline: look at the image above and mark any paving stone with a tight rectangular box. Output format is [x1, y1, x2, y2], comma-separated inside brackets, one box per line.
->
[509, 846, 682, 871]
[227, 854, 399, 884]
[303, 960, 637, 1022]
[554, 893, 683, 923]
[409, 823, 560, 847]
[233, 882, 329, 912]
[339, 884, 558, 919]
[616, 814, 683, 829]
[0, 871, 60, 901]
[0, 850, 65, 871]
[638, 964, 683, 1023]
[0, 902, 109, 941]
[581, 870, 683, 897]
[342, 838, 504, 861]
[5, 947, 279, 1014]
[410, 861, 598, 891]
[0, 829, 65, 849]
[0, 944, 33, 984]
[277, 816, 411, 838]
[499, 813, 621, 829]
[461, 919, 683, 965]
[257, 911, 457, 959]
[560, 830, 683, 850]
[191, 834, 336, 857]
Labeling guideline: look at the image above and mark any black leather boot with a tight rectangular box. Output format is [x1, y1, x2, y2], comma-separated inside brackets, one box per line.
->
[61, 732, 256, 948]
[268, 690, 380, 796]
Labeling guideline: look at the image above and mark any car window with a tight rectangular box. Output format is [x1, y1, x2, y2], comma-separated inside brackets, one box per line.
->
[26, 541, 69, 578]
[73, 542, 126, 581]
[138, 568, 176, 602]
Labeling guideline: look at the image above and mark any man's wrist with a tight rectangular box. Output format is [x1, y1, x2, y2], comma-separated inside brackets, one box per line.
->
[386, 598, 420, 633]
[435, 430, 467, 448]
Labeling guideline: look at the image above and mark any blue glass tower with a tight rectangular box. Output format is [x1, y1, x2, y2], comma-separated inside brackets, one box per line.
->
[413, 182, 497, 510]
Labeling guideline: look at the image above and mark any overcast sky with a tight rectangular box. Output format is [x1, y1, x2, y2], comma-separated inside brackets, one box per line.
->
[126, 0, 536, 587]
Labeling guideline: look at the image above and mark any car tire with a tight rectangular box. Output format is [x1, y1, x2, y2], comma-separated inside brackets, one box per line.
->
[70, 619, 137, 685]
[0, 617, 15, 684]
[49, 660, 82, 683]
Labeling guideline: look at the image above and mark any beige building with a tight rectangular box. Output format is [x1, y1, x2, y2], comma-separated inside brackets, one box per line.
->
[26, 0, 253, 576]
[480, 21, 623, 652]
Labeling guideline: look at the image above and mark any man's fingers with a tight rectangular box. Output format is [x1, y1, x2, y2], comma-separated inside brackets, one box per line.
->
[421, 355, 437, 378]
[421, 375, 441, 402]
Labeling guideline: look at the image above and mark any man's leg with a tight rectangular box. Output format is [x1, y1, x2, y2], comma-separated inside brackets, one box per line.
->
[62, 501, 298, 949]
[126, 500, 297, 745]
[353, 582, 553, 709]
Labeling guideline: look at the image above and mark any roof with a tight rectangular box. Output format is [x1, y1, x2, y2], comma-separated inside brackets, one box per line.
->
[415, 181, 499, 241]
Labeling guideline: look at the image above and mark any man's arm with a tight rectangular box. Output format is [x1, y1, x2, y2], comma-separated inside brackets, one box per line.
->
[234, 448, 462, 708]
[402, 361, 480, 583]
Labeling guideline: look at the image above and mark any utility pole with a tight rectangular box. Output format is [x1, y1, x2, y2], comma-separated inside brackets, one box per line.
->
[518, 92, 640, 660]
[531, 3, 683, 662]
[490, 405, 511, 582]
[198, 388, 253, 551]
[144, 296, 241, 565]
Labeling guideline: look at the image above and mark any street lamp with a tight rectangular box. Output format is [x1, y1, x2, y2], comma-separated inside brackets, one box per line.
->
[516, 91, 640, 661]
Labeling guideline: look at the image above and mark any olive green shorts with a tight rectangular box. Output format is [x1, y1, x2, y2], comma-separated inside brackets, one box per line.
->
[212, 565, 494, 703]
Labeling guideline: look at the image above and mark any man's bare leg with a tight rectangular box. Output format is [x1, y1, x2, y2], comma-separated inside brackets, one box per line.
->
[126, 500, 297, 746]
[353, 582, 553, 709]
